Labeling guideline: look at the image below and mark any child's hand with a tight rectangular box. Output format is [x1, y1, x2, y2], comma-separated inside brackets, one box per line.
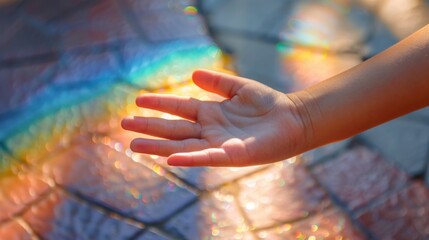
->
[122, 70, 306, 167]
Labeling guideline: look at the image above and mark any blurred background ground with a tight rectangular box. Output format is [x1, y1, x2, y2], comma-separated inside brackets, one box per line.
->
[0, 0, 429, 239]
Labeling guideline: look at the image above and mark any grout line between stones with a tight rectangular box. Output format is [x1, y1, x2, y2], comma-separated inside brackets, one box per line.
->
[16, 217, 43, 240]
[0, 187, 55, 227]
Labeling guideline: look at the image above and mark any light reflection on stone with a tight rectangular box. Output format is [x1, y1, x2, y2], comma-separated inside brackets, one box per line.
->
[279, 1, 367, 90]
[237, 159, 329, 229]
[257, 209, 365, 240]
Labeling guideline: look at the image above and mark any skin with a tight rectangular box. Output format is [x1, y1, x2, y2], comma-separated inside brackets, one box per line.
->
[122, 24, 429, 167]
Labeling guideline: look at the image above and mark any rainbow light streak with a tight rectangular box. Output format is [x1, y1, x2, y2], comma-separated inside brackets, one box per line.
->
[278, 0, 362, 90]
[0, 39, 223, 177]
[184, 6, 198, 15]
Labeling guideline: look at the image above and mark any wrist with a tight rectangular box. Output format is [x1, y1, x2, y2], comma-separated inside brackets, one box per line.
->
[285, 90, 323, 152]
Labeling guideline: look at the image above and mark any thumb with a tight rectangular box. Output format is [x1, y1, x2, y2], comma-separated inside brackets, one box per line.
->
[192, 69, 249, 98]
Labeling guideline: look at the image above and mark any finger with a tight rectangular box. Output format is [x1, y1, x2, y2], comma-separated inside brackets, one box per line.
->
[121, 117, 201, 140]
[192, 69, 250, 98]
[130, 138, 209, 157]
[167, 148, 240, 167]
[136, 94, 200, 120]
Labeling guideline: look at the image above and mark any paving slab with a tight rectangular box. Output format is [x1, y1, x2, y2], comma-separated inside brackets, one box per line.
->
[53, 51, 121, 86]
[0, 168, 52, 223]
[43, 142, 197, 224]
[313, 146, 408, 211]
[22, 191, 144, 240]
[356, 182, 429, 239]
[402, 107, 429, 123]
[0, 61, 58, 115]
[137, 230, 170, 240]
[129, 8, 207, 42]
[212, 33, 290, 91]
[0, 20, 60, 61]
[255, 208, 366, 240]
[237, 160, 330, 229]
[0, 220, 33, 240]
[359, 119, 429, 176]
[51, 0, 137, 50]
[166, 183, 258, 240]
[22, 0, 92, 21]
[302, 138, 352, 166]
[205, 0, 292, 37]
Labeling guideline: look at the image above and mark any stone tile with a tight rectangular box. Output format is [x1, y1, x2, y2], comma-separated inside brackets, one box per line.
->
[357, 0, 429, 38]
[207, 0, 291, 36]
[133, 10, 207, 42]
[302, 138, 352, 167]
[281, 49, 362, 91]
[0, 61, 57, 115]
[117, 38, 220, 88]
[197, 0, 225, 14]
[359, 119, 429, 176]
[427, 166, 429, 187]
[0, 21, 60, 61]
[313, 146, 408, 211]
[164, 203, 200, 240]
[0, 169, 52, 222]
[167, 184, 255, 240]
[0, 1, 21, 14]
[124, 0, 192, 13]
[3, 84, 138, 162]
[0, 148, 16, 173]
[362, 18, 398, 58]
[238, 160, 330, 229]
[256, 208, 365, 240]
[280, 1, 371, 51]
[402, 107, 429, 123]
[0, 220, 33, 240]
[0, 11, 22, 51]
[22, 0, 90, 21]
[137, 230, 170, 240]
[54, 0, 136, 50]
[356, 182, 429, 239]
[212, 33, 289, 91]
[22, 191, 144, 239]
[278, 1, 371, 91]
[53, 51, 121, 86]
[42, 142, 196, 224]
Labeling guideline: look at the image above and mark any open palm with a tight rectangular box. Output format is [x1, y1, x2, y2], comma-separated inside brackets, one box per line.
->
[122, 70, 305, 167]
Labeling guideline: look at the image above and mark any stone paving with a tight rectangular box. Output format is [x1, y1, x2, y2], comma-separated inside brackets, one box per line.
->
[0, 0, 429, 240]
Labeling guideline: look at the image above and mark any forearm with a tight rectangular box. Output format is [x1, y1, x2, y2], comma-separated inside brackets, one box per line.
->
[291, 24, 429, 149]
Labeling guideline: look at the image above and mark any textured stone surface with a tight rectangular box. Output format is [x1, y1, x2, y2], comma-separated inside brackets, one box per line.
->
[0, 220, 33, 240]
[238, 160, 330, 229]
[1, 0, 428, 238]
[313, 146, 409, 211]
[302, 139, 352, 166]
[165, 184, 258, 240]
[256, 208, 366, 240]
[43, 142, 197, 224]
[53, 51, 121, 86]
[0, 170, 52, 222]
[133, 10, 207, 42]
[206, 0, 291, 36]
[356, 182, 429, 239]
[0, 21, 60, 61]
[403, 107, 429, 123]
[22, 191, 144, 240]
[0, 62, 57, 114]
[53, 0, 137, 49]
[360, 119, 429, 176]
[22, 0, 91, 20]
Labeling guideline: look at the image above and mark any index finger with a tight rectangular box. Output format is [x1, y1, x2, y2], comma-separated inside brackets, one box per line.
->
[136, 94, 201, 121]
